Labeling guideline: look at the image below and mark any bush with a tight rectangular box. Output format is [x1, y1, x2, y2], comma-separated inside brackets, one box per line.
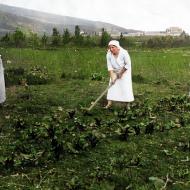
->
[4, 66, 52, 86]
[26, 66, 52, 85]
[4, 67, 25, 86]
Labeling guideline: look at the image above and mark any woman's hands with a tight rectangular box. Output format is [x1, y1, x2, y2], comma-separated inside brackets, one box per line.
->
[117, 67, 127, 79]
[110, 71, 117, 85]
[116, 72, 122, 79]
[109, 67, 127, 84]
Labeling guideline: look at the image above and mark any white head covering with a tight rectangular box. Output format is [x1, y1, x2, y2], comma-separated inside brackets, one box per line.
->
[108, 40, 120, 48]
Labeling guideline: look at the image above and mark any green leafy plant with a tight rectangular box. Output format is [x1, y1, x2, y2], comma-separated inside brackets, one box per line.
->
[26, 66, 52, 85]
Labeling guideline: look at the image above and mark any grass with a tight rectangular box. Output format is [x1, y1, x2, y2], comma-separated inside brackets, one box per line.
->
[0, 46, 190, 189]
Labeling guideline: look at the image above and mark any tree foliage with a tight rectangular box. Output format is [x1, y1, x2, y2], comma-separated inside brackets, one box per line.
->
[0, 33, 11, 46]
[28, 32, 40, 49]
[100, 28, 111, 47]
[41, 33, 48, 48]
[0, 27, 190, 49]
[74, 25, 84, 46]
[12, 28, 25, 47]
[62, 28, 71, 45]
[51, 27, 61, 46]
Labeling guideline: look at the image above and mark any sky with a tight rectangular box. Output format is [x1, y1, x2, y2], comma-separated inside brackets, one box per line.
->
[0, 0, 190, 34]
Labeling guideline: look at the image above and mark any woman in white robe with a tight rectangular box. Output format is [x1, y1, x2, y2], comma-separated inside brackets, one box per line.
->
[105, 40, 134, 108]
[0, 55, 6, 104]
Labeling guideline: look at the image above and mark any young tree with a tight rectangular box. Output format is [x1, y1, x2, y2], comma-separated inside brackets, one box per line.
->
[12, 28, 25, 47]
[119, 32, 125, 47]
[0, 33, 11, 46]
[28, 32, 40, 49]
[51, 27, 61, 46]
[62, 28, 71, 45]
[74, 25, 83, 45]
[100, 28, 111, 47]
[84, 35, 97, 47]
[41, 33, 48, 48]
[75, 25, 80, 38]
[146, 38, 154, 48]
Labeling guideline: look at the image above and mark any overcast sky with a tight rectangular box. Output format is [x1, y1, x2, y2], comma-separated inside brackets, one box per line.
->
[1, 0, 190, 33]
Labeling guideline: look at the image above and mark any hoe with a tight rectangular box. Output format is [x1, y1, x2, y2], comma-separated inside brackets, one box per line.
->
[86, 82, 114, 112]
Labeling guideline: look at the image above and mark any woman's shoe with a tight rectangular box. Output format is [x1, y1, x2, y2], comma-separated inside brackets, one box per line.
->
[104, 104, 112, 109]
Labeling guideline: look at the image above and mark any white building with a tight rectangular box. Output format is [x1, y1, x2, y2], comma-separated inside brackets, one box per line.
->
[119, 27, 184, 37]
[98, 27, 184, 37]
[123, 32, 144, 37]
[144, 31, 167, 36]
[166, 27, 183, 36]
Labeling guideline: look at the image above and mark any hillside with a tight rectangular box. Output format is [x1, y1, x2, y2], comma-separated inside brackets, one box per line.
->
[0, 3, 139, 36]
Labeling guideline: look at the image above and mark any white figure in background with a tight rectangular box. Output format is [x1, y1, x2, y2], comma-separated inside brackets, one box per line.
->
[0, 55, 6, 104]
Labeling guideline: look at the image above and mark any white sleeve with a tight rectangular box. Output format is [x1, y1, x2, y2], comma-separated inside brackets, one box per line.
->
[106, 53, 113, 71]
[123, 51, 131, 70]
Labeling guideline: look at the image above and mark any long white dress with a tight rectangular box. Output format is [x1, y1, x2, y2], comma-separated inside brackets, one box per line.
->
[0, 55, 6, 104]
[106, 48, 134, 102]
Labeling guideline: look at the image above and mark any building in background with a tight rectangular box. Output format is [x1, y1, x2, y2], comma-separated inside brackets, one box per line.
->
[165, 27, 183, 36]
[114, 27, 184, 37]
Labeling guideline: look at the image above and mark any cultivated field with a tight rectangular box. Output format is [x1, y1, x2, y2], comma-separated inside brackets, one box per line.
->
[0, 47, 190, 189]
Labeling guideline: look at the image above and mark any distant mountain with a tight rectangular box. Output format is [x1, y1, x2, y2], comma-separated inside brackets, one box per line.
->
[0, 4, 140, 36]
